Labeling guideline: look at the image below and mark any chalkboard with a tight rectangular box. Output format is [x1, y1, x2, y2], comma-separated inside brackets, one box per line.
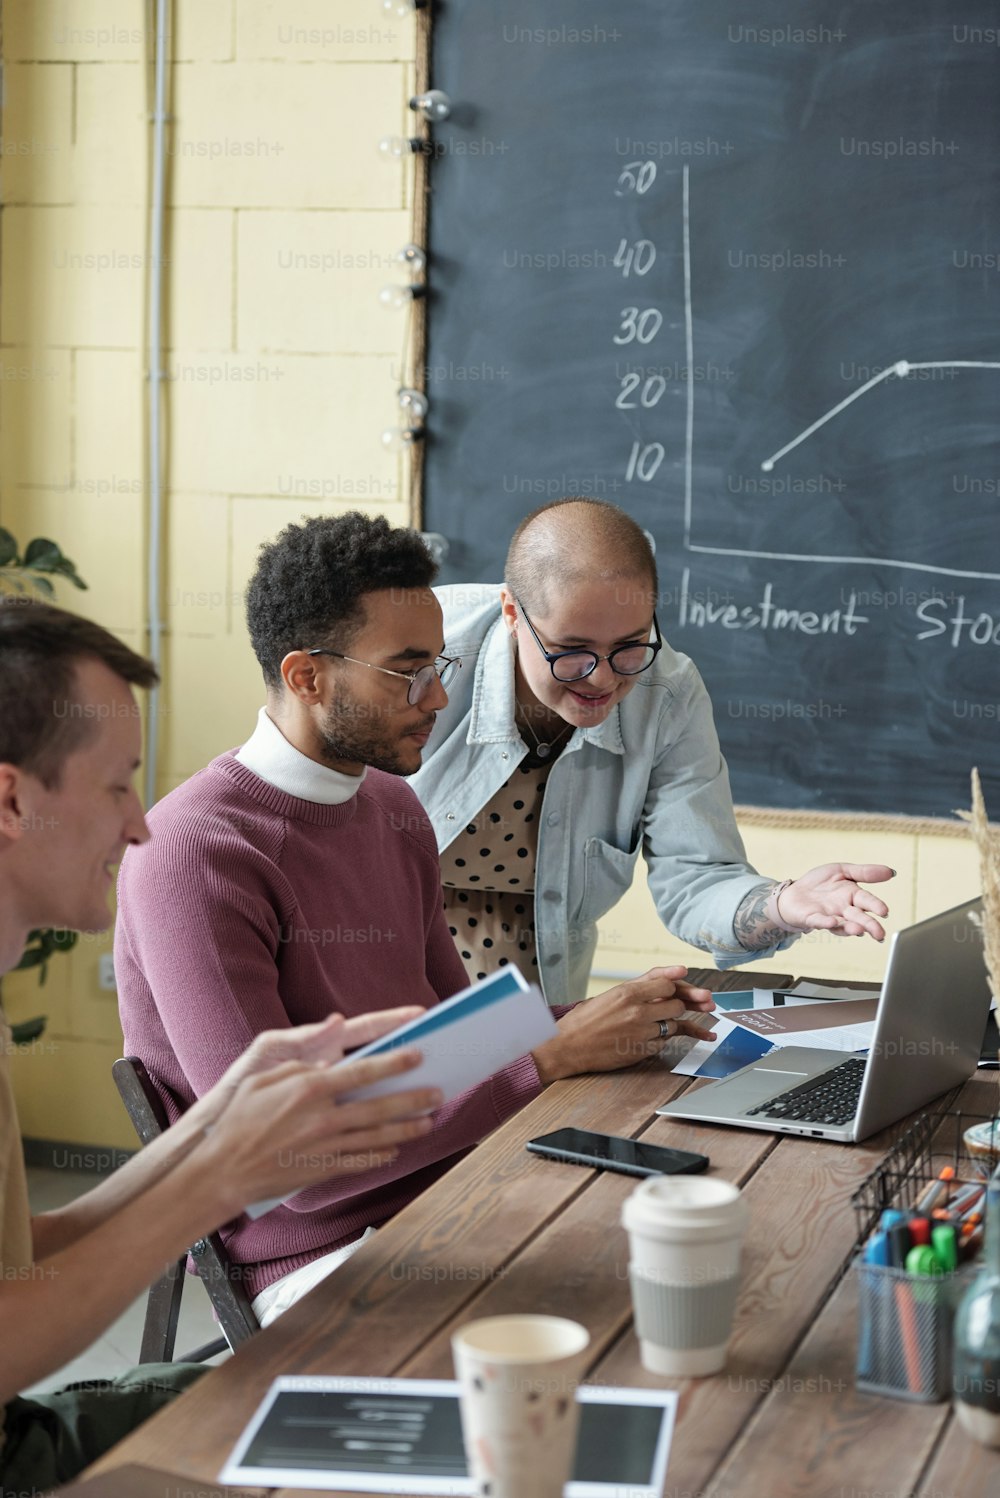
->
[422, 0, 1000, 820]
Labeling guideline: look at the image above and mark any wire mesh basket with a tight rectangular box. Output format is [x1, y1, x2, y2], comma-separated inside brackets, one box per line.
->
[850, 1107, 997, 1402]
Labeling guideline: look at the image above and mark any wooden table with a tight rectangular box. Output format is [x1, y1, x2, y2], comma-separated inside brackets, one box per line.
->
[87, 969, 1000, 1498]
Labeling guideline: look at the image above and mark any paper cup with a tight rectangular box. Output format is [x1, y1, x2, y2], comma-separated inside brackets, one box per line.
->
[452, 1314, 590, 1498]
[622, 1175, 747, 1376]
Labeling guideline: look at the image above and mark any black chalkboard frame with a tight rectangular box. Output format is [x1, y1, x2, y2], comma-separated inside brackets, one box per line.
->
[413, 0, 999, 832]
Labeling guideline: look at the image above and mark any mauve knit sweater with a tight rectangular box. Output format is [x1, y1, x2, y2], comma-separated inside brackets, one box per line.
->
[115, 752, 547, 1297]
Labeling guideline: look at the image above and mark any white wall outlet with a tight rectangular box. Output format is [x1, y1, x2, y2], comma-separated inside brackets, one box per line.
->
[98, 953, 117, 991]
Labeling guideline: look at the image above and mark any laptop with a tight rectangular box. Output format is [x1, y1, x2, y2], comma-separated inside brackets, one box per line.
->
[657, 898, 990, 1143]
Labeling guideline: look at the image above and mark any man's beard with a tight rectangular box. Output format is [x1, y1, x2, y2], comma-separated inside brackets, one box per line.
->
[317, 694, 433, 776]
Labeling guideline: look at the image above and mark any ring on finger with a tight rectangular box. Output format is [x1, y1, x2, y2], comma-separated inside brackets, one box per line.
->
[657, 1018, 673, 1040]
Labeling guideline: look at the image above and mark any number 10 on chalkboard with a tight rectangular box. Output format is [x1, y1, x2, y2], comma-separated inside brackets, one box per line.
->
[625, 442, 665, 483]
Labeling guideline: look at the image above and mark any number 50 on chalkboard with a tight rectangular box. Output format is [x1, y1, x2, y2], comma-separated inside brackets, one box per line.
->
[616, 160, 657, 195]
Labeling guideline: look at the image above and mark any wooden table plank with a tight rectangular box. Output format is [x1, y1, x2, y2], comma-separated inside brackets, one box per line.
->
[916, 1413, 1000, 1497]
[697, 1074, 1000, 1498]
[701, 1268, 952, 1498]
[45, 1466, 260, 1498]
[590, 1125, 893, 1498]
[397, 1117, 778, 1375]
[88, 965, 995, 1498]
[682, 969, 795, 992]
[85, 1041, 760, 1483]
[287, 1129, 777, 1498]
[82, 972, 792, 1486]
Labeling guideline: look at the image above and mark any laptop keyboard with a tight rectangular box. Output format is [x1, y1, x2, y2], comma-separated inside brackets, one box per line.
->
[745, 1056, 867, 1127]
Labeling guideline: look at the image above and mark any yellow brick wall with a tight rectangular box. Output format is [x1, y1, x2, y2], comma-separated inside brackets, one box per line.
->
[0, 0, 418, 1146]
[0, 1, 981, 1147]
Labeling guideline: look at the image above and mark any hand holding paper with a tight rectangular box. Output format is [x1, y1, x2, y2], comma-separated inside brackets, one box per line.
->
[336, 966, 557, 1108]
[246, 967, 557, 1218]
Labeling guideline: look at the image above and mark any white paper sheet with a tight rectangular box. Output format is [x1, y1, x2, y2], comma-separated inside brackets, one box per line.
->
[760, 1020, 876, 1052]
[672, 996, 876, 1079]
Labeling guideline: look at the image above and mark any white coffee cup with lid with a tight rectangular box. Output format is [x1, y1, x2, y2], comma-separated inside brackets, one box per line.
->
[622, 1174, 748, 1376]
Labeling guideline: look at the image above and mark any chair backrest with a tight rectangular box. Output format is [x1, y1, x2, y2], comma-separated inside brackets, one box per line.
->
[111, 1055, 171, 1145]
[112, 1056, 260, 1355]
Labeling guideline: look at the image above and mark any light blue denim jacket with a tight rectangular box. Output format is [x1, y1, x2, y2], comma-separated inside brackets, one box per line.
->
[408, 585, 797, 1006]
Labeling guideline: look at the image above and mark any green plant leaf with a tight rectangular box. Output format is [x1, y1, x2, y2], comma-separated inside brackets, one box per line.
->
[0, 534, 88, 595]
[14, 929, 77, 984]
[13, 947, 46, 972]
[23, 538, 63, 570]
[10, 1017, 47, 1045]
[52, 559, 88, 590]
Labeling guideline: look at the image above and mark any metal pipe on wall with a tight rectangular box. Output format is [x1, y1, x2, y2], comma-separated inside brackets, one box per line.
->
[144, 0, 170, 808]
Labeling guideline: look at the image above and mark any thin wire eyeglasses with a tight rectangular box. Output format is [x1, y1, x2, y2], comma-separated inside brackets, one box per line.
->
[306, 649, 461, 706]
[516, 599, 661, 682]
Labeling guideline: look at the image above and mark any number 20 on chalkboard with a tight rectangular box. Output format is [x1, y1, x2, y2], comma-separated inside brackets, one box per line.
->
[615, 159, 665, 485]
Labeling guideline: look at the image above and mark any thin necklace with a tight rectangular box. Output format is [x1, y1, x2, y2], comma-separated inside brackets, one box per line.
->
[517, 704, 572, 760]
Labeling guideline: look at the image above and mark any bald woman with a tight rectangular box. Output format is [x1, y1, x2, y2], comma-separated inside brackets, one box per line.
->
[408, 498, 892, 1082]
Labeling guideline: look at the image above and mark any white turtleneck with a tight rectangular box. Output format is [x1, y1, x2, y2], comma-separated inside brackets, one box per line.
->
[235, 707, 367, 805]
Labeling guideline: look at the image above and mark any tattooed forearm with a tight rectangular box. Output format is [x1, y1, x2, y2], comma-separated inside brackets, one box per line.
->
[733, 882, 793, 951]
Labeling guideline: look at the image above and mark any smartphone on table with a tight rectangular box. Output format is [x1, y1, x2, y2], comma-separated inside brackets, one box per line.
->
[526, 1128, 709, 1179]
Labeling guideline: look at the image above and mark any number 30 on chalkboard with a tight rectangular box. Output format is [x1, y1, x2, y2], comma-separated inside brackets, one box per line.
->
[614, 307, 663, 345]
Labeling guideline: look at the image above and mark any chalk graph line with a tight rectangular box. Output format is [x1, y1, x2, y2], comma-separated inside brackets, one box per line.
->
[686, 541, 1000, 585]
[761, 360, 1000, 471]
[682, 164, 694, 549]
[675, 172, 998, 578]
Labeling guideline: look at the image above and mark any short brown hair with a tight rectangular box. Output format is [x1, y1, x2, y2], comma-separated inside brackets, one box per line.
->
[0, 598, 158, 786]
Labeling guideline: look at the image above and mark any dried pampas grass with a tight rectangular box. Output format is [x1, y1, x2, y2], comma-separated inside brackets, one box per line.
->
[957, 768, 1000, 1004]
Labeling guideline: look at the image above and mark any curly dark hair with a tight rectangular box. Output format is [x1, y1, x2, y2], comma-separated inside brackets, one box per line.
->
[245, 512, 439, 687]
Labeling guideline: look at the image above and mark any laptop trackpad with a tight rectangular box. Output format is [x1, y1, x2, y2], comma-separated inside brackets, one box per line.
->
[731, 1070, 811, 1106]
[721, 1054, 831, 1109]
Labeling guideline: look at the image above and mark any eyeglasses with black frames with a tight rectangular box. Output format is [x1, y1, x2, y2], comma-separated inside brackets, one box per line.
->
[516, 599, 661, 682]
[306, 649, 461, 706]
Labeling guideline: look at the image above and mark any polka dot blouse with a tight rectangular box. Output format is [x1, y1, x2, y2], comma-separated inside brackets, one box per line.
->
[440, 758, 548, 985]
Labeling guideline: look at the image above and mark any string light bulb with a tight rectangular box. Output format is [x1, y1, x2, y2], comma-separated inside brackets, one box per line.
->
[397, 388, 429, 421]
[395, 243, 427, 275]
[378, 284, 427, 311]
[410, 89, 451, 123]
[420, 532, 450, 564]
[378, 135, 423, 159]
[381, 425, 425, 452]
[381, 0, 427, 15]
